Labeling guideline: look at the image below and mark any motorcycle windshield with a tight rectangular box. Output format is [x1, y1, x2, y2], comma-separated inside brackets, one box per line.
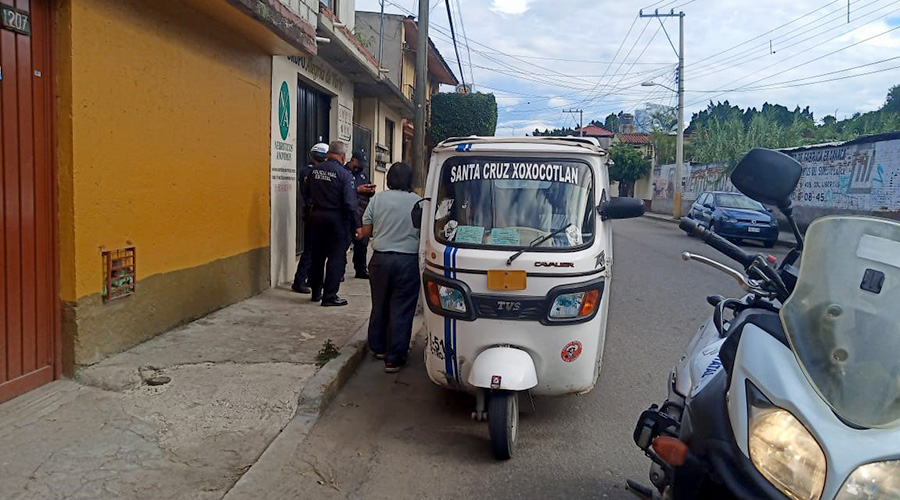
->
[781, 216, 900, 429]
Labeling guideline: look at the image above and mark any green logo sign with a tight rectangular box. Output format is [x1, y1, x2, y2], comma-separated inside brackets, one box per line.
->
[278, 81, 290, 141]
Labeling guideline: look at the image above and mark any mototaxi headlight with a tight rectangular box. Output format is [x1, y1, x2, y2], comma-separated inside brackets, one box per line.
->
[835, 460, 900, 500]
[748, 404, 827, 500]
[426, 281, 467, 313]
[549, 289, 600, 319]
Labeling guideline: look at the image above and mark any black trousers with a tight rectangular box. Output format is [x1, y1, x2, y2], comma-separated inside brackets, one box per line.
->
[307, 217, 350, 301]
[352, 237, 369, 275]
[292, 230, 313, 287]
[367, 252, 420, 364]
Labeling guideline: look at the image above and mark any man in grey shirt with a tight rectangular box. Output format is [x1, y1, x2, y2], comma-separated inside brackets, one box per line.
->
[356, 162, 422, 372]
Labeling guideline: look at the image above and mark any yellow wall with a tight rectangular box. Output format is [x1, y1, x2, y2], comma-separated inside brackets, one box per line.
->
[58, 0, 271, 302]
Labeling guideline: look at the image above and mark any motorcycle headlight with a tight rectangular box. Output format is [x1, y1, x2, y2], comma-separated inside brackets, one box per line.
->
[747, 382, 826, 500]
[836, 460, 900, 500]
[548, 290, 599, 319]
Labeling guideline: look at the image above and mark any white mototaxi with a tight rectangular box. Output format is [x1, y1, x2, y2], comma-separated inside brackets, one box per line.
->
[413, 136, 644, 459]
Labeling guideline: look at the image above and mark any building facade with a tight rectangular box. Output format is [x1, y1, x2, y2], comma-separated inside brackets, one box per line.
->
[1, 0, 440, 403]
[354, 11, 458, 187]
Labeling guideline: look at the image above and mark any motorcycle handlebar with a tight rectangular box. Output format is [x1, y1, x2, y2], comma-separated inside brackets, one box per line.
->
[679, 218, 755, 269]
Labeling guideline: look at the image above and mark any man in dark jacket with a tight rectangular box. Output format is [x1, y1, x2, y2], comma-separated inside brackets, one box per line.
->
[347, 150, 376, 279]
[305, 141, 358, 307]
[292, 142, 329, 294]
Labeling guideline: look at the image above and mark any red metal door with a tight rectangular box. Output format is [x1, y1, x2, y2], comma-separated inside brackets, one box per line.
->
[0, 0, 57, 403]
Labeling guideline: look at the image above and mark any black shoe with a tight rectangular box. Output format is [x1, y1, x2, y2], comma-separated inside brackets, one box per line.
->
[291, 283, 311, 294]
[321, 297, 348, 307]
[355, 271, 370, 279]
[311, 291, 322, 302]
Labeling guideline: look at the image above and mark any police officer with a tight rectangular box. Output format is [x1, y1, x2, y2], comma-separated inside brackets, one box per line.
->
[347, 150, 376, 279]
[291, 142, 329, 294]
[305, 140, 358, 306]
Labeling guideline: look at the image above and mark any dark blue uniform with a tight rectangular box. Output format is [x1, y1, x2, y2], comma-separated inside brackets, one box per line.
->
[291, 162, 316, 291]
[351, 167, 374, 276]
[306, 158, 359, 302]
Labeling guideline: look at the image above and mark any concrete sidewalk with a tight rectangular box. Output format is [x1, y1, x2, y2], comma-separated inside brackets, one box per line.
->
[642, 211, 798, 248]
[0, 263, 374, 500]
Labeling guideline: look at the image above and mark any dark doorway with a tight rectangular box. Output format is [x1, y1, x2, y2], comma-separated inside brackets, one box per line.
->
[296, 80, 331, 253]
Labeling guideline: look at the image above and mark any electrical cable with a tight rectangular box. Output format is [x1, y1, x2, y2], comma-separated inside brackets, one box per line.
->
[443, 0, 466, 89]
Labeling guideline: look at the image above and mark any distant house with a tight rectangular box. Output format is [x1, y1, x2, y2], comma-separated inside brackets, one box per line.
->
[574, 124, 615, 149]
[611, 132, 655, 204]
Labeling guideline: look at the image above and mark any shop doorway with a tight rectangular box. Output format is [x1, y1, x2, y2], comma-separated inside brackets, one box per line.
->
[295, 81, 331, 253]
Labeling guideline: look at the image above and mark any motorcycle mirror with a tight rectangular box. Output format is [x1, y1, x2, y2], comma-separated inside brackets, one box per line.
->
[730, 148, 802, 210]
[598, 197, 645, 220]
[410, 198, 428, 229]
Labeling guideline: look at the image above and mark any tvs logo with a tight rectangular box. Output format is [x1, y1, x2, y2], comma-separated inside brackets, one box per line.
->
[561, 341, 583, 363]
[534, 262, 575, 268]
[496, 301, 521, 312]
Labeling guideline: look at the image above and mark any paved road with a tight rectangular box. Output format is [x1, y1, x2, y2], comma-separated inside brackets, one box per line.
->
[268, 217, 788, 500]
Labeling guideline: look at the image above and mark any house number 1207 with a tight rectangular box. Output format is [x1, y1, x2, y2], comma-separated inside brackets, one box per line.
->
[1, 6, 30, 36]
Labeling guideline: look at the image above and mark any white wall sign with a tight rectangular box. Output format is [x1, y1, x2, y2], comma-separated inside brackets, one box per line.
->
[338, 104, 352, 141]
[270, 57, 299, 286]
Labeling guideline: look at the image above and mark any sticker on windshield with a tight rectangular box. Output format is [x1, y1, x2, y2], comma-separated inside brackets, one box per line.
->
[455, 225, 485, 244]
[490, 227, 521, 246]
[443, 220, 459, 241]
[565, 226, 582, 246]
[434, 199, 454, 220]
[448, 161, 583, 185]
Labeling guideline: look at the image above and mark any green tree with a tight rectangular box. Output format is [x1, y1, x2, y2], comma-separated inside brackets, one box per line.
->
[604, 113, 620, 133]
[645, 103, 677, 133]
[430, 92, 498, 143]
[882, 84, 900, 114]
[608, 141, 651, 197]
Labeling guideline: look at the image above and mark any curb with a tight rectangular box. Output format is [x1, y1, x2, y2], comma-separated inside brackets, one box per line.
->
[222, 321, 370, 500]
[641, 213, 796, 249]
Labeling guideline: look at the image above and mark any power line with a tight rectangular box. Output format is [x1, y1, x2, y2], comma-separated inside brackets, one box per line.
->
[443, 0, 466, 88]
[687, 0, 840, 69]
[687, 17, 900, 106]
[690, 0, 890, 80]
[453, 0, 475, 86]
[688, 55, 900, 93]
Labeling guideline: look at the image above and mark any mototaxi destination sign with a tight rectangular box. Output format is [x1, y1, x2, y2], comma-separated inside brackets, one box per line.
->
[448, 160, 586, 185]
[1, 5, 30, 36]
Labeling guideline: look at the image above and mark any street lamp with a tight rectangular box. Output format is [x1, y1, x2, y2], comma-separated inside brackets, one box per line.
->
[643, 77, 684, 220]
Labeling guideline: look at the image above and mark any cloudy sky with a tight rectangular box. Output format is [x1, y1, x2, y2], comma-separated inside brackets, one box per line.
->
[355, 0, 900, 136]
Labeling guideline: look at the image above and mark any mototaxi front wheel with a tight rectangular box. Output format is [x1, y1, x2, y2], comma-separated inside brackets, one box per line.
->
[488, 390, 519, 460]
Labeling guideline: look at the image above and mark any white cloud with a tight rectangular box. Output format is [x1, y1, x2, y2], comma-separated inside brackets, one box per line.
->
[490, 0, 532, 15]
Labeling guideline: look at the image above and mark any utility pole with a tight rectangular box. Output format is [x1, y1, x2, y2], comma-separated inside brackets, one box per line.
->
[640, 9, 685, 219]
[563, 109, 584, 136]
[412, 0, 430, 193]
[377, 0, 385, 63]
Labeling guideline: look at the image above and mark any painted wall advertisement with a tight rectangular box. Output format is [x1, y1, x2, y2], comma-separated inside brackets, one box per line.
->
[652, 137, 900, 214]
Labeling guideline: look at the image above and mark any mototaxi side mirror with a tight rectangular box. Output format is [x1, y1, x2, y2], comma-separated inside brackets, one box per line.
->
[410, 198, 428, 230]
[598, 197, 645, 220]
[731, 148, 802, 210]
